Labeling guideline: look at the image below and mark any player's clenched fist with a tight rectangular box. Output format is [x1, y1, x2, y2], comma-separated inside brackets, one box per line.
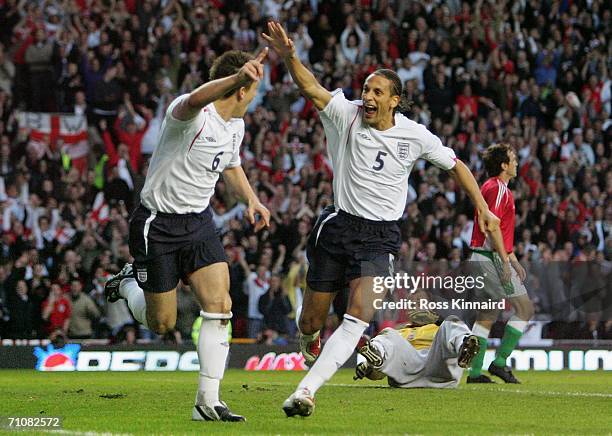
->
[478, 208, 500, 234]
[237, 47, 268, 84]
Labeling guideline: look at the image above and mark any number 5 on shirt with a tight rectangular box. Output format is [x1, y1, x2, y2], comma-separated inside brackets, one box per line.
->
[372, 151, 387, 171]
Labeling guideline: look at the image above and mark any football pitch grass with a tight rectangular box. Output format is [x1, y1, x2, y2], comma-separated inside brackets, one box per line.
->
[1, 369, 611, 435]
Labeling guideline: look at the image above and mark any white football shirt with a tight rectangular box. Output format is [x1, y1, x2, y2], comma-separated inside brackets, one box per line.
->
[318, 89, 457, 221]
[140, 94, 243, 214]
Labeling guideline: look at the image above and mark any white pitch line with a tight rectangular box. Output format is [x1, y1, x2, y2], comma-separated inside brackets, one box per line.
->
[255, 381, 612, 398]
[463, 386, 612, 398]
[42, 430, 132, 436]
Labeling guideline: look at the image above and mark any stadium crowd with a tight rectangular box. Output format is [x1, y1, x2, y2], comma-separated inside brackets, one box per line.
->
[0, 0, 610, 343]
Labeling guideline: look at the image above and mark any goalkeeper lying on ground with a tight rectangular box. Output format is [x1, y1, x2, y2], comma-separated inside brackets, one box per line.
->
[354, 311, 480, 388]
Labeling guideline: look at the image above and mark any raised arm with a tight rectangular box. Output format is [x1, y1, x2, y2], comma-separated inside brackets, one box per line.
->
[263, 21, 331, 111]
[172, 48, 268, 121]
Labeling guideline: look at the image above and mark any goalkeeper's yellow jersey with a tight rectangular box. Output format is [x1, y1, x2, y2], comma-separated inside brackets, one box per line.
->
[396, 324, 439, 350]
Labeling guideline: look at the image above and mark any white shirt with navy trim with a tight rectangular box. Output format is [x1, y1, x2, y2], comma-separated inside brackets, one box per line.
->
[318, 89, 457, 221]
[140, 94, 244, 214]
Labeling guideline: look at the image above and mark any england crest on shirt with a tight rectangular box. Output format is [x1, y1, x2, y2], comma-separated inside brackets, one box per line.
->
[397, 142, 410, 160]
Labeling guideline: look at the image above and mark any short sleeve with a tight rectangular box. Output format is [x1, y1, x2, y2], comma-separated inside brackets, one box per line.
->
[164, 94, 202, 126]
[482, 181, 507, 219]
[419, 129, 457, 170]
[227, 144, 242, 168]
[319, 89, 360, 133]
[226, 125, 244, 168]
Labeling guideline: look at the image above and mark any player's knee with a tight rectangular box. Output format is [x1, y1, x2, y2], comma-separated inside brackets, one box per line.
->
[202, 294, 232, 314]
[298, 312, 324, 335]
[346, 302, 370, 323]
[147, 315, 176, 334]
[519, 300, 535, 320]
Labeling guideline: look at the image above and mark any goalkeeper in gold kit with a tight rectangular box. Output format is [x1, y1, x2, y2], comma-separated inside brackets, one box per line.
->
[354, 311, 480, 388]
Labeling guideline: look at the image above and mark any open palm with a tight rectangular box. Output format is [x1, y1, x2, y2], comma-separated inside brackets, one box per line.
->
[262, 21, 295, 58]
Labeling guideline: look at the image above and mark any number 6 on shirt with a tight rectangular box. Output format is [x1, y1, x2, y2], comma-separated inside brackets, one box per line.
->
[212, 151, 224, 171]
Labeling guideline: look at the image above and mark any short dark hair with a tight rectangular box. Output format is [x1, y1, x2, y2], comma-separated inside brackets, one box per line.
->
[209, 50, 254, 98]
[371, 69, 411, 114]
[482, 143, 513, 177]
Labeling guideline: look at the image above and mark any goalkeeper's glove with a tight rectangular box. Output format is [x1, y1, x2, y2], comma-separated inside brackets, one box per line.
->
[354, 362, 372, 380]
[354, 362, 387, 381]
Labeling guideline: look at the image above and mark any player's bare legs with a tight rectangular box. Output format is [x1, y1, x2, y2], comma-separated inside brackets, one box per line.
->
[297, 288, 336, 366]
[189, 262, 231, 313]
[188, 262, 244, 422]
[345, 276, 378, 322]
[106, 262, 244, 421]
[105, 263, 177, 334]
[144, 290, 177, 333]
[508, 294, 535, 322]
[299, 288, 336, 334]
[284, 277, 377, 417]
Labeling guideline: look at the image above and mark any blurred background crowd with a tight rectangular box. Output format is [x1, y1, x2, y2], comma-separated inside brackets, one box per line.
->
[0, 0, 609, 344]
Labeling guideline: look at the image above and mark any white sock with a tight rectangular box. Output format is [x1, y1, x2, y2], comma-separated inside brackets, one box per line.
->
[297, 314, 368, 396]
[197, 311, 232, 406]
[119, 278, 149, 329]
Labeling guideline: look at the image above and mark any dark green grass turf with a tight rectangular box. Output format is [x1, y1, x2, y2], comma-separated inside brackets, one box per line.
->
[1, 369, 611, 435]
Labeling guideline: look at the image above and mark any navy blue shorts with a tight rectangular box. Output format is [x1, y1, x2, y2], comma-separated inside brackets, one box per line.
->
[306, 206, 401, 292]
[128, 204, 226, 293]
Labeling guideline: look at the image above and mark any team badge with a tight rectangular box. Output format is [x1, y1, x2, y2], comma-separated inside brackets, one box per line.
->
[397, 142, 410, 160]
[137, 268, 148, 283]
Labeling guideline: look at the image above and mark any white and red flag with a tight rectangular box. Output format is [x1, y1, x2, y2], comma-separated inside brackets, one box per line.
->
[19, 112, 89, 172]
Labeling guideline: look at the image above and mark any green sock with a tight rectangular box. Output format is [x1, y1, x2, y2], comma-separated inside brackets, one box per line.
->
[493, 324, 523, 367]
[468, 336, 489, 377]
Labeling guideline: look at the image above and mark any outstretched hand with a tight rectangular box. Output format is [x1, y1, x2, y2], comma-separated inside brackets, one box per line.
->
[262, 21, 296, 59]
[237, 47, 268, 85]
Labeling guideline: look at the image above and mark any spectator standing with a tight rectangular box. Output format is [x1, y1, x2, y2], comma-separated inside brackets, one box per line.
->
[67, 279, 100, 339]
[41, 284, 71, 336]
[258, 274, 292, 339]
[239, 254, 269, 339]
[25, 29, 54, 110]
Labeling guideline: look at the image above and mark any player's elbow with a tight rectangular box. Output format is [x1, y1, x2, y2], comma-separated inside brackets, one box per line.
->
[186, 93, 202, 109]
[302, 85, 330, 111]
[447, 159, 466, 177]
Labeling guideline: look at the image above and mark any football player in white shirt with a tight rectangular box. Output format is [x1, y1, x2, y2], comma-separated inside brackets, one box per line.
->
[104, 49, 271, 422]
[263, 22, 500, 417]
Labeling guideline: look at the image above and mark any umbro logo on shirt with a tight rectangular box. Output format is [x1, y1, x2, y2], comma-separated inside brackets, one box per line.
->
[205, 137, 216, 142]
[356, 132, 371, 141]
